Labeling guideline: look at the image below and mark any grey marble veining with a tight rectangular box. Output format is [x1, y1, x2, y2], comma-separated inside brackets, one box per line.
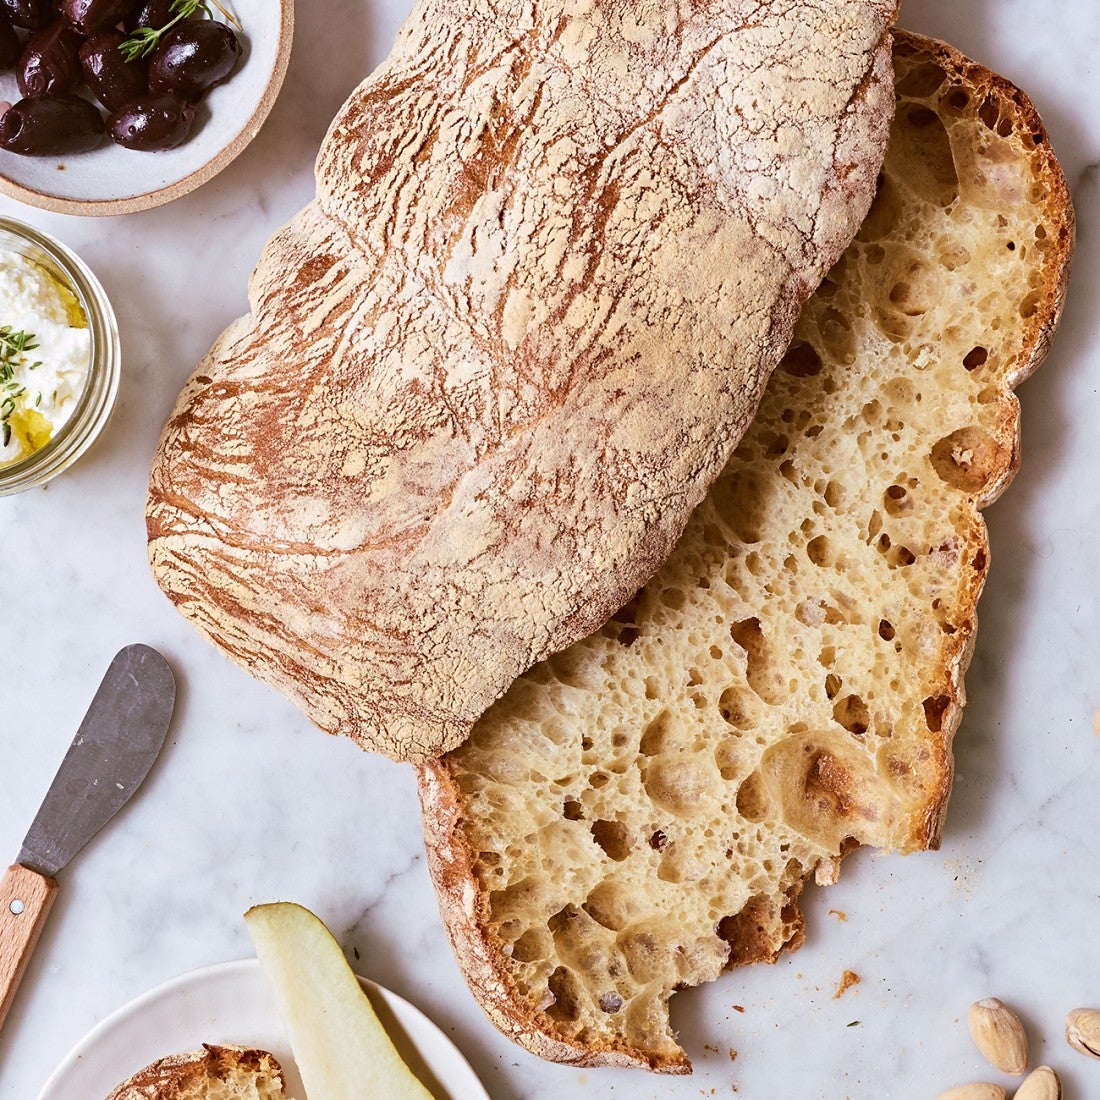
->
[1, 1, 1098, 1098]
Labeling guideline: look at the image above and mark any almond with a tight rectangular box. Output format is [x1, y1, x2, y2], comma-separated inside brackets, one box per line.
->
[935, 1085, 1006, 1100]
[967, 997, 1028, 1075]
[1014, 1066, 1061, 1100]
[1065, 1007, 1100, 1059]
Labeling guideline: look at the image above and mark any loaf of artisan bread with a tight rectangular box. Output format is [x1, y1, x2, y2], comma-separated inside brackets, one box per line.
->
[105, 1044, 289, 1099]
[417, 30, 1074, 1072]
[146, 0, 896, 762]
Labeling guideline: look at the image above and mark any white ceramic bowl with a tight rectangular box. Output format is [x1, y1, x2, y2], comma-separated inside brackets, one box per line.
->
[0, 0, 293, 216]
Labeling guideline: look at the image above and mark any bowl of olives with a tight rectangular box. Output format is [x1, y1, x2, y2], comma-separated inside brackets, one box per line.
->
[0, 0, 292, 214]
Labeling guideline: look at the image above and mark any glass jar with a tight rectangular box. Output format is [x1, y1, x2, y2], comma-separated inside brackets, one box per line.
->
[0, 217, 119, 495]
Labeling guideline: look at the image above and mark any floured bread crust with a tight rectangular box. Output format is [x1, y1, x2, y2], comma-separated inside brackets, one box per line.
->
[417, 30, 1074, 1072]
[147, 0, 896, 761]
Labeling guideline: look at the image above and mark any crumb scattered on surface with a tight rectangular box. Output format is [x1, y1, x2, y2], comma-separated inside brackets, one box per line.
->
[729, 1048, 738, 1062]
[732, 1005, 745, 1013]
[834, 970, 861, 999]
[829, 908, 848, 922]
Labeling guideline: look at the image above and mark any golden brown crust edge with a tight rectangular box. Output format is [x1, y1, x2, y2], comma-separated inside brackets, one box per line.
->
[888, 29, 1075, 853]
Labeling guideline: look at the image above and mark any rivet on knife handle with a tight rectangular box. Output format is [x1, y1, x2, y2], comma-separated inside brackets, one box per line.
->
[0, 864, 58, 1032]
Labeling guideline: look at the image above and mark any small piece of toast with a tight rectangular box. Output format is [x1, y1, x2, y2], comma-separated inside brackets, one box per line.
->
[105, 1043, 288, 1099]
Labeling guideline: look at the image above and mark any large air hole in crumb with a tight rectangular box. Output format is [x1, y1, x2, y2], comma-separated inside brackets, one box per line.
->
[978, 95, 1000, 131]
[964, 346, 988, 371]
[887, 257, 938, 316]
[712, 467, 769, 543]
[923, 695, 951, 733]
[590, 772, 609, 789]
[892, 546, 917, 567]
[857, 176, 903, 242]
[511, 929, 546, 963]
[657, 851, 684, 883]
[563, 800, 584, 821]
[591, 820, 632, 861]
[718, 686, 753, 729]
[730, 617, 783, 705]
[930, 426, 1002, 493]
[661, 587, 686, 611]
[640, 711, 670, 755]
[820, 308, 855, 363]
[545, 966, 582, 1024]
[825, 673, 842, 700]
[944, 87, 970, 112]
[879, 620, 896, 641]
[898, 106, 959, 206]
[807, 535, 833, 567]
[779, 340, 823, 377]
[607, 589, 643, 646]
[735, 772, 768, 822]
[1020, 290, 1043, 318]
[833, 694, 870, 736]
[896, 61, 947, 97]
[883, 484, 912, 516]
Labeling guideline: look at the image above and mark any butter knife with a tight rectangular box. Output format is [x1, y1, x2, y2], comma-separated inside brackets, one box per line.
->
[0, 644, 176, 1033]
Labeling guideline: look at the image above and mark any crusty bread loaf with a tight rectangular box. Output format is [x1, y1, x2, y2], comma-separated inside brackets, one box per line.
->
[105, 1044, 289, 1100]
[416, 30, 1074, 1072]
[146, 0, 896, 762]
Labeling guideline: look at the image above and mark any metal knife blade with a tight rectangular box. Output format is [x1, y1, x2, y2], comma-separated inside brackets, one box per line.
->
[1, 644, 176, 1034]
[16, 644, 176, 878]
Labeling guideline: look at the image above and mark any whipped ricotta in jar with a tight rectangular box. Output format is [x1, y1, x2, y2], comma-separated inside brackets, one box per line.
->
[0, 250, 92, 468]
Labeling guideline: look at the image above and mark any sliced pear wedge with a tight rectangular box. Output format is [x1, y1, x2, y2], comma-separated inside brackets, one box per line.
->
[245, 902, 434, 1100]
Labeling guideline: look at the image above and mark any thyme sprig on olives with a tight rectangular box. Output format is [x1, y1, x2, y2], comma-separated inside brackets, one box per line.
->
[118, 0, 240, 62]
[0, 326, 41, 448]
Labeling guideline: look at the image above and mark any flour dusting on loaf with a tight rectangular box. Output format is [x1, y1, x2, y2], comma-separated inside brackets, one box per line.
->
[417, 31, 1074, 1071]
[147, 0, 895, 761]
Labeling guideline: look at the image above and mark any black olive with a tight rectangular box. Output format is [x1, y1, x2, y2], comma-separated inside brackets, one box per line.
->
[0, 0, 53, 32]
[80, 31, 148, 112]
[63, 0, 142, 37]
[107, 91, 194, 150]
[0, 9, 19, 71]
[148, 19, 240, 101]
[18, 17, 84, 98]
[0, 94, 105, 155]
[123, 0, 190, 32]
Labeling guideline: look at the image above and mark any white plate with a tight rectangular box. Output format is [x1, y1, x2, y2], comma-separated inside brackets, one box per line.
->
[0, 0, 293, 216]
[39, 958, 489, 1100]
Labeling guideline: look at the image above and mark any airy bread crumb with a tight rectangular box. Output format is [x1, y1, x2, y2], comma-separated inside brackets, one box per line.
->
[418, 29, 1073, 1074]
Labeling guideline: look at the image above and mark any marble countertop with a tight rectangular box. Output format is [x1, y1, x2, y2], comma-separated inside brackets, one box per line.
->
[0, 1, 1097, 1097]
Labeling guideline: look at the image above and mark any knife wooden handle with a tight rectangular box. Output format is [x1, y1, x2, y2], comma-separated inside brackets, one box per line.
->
[0, 863, 58, 1033]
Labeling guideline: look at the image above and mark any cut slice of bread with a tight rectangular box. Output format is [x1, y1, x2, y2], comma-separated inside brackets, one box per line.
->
[105, 1043, 289, 1100]
[416, 29, 1074, 1074]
